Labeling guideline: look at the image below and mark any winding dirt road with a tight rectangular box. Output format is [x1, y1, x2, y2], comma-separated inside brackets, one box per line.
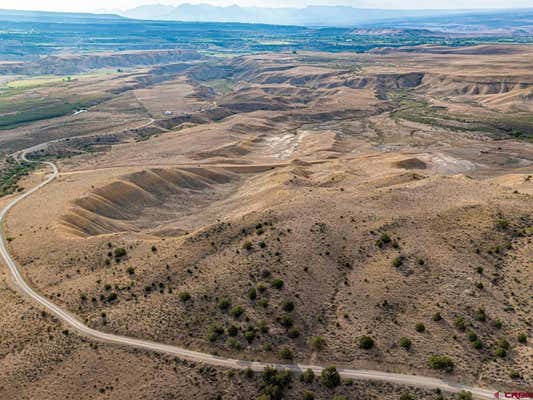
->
[0, 153, 496, 399]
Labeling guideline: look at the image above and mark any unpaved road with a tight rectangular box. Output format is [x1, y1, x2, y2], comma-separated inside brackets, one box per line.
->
[0, 153, 497, 399]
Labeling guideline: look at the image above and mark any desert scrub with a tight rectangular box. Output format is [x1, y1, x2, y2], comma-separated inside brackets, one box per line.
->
[428, 355, 454, 372]
[309, 336, 325, 351]
[359, 335, 374, 349]
[0, 157, 35, 197]
[399, 337, 412, 350]
[320, 366, 341, 388]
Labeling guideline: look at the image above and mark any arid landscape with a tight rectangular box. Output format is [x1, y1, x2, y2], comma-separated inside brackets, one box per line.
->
[0, 10, 532, 399]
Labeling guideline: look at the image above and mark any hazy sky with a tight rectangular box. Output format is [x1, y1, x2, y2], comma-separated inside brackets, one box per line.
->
[2, 0, 533, 12]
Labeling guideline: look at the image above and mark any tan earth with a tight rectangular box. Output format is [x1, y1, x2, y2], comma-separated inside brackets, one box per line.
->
[0, 45, 531, 399]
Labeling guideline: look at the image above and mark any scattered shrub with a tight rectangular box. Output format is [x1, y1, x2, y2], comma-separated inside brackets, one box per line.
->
[300, 368, 315, 384]
[243, 241, 253, 250]
[303, 391, 315, 400]
[287, 327, 300, 339]
[282, 300, 294, 312]
[279, 347, 293, 360]
[359, 335, 374, 349]
[428, 355, 454, 372]
[227, 325, 239, 337]
[218, 298, 231, 310]
[309, 336, 326, 351]
[457, 391, 473, 400]
[473, 339, 483, 350]
[475, 308, 486, 322]
[179, 292, 191, 302]
[433, 312, 442, 321]
[392, 256, 405, 268]
[517, 333, 527, 344]
[399, 337, 412, 350]
[415, 322, 426, 333]
[230, 305, 245, 319]
[207, 323, 224, 342]
[271, 279, 284, 289]
[376, 233, 391, 247]
[279, 314, 294, 328]
[248, 288, 257, 301]
[454, 317, 466, 331]
[320, 366, 341, 389]
[114, 247, 126, 261]
[509, 370, 521, 379]
[400, 393, 415, 400]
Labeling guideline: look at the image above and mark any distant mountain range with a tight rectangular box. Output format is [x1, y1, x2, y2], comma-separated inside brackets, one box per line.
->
[119, 4, 478, 26]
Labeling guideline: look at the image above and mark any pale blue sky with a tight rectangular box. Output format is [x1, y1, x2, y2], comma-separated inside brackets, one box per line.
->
[1, 0, 532, 12]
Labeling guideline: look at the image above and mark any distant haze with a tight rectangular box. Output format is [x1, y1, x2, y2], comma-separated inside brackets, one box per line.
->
[2, 0, 533, 13]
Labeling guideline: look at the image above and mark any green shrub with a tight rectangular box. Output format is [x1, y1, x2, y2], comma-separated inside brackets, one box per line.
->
[258, 298, 269, 308]
[433, 312, 442, 321]
[454, 317, 466, 331]
[376, 233, 391, 247]
[126, 267, 135, 275]
[107, 292, 117, 302]
[332, 396, 348, 400]
[467, 331, 477, 342]
[475, 308, 486, 322]
[473, 339, 483, 350]
[179, 292, 191, 302]
[517, 333, 527, 343]
[227, 324, 239, 337]
[494, 347, 507, 358]
[227, 338, 241, 350]
[428, 355, 454, 372]
[493, 320, 502, 329]
[309, 336, 326, 351]
[392, 256, 404, 268]
[243, 241, 253, 250]
[258, 320, 269, 334]
[320, 366, 341, 388]
[303, 391, 315, 400]
[248, 287, 257, 301]
[457, 391, 473, 400]
[300, 368, 315, 384]
[359, 335, 374, 349]
[400, 393, 415, 400]
[509, 370, 521, 379]
[279, 314, 294, 328]
[399, 337, 412, 350]
[207, 323, 224, 342]
[243, 367, 254, 379]
[279, 347, 293, 360]
[282, 300, 294, 312]
[271, 279, 284, 289]
[288, 327, 300, 339]
[415, 322, 425, 333]
[495, 218, 509, 230]
[244, 328, 256, 343]
[230, 305, 245, 319]
[114, 247, 126, 260]
[218, 298, 231, 310]
[496, 338, 510, 350]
